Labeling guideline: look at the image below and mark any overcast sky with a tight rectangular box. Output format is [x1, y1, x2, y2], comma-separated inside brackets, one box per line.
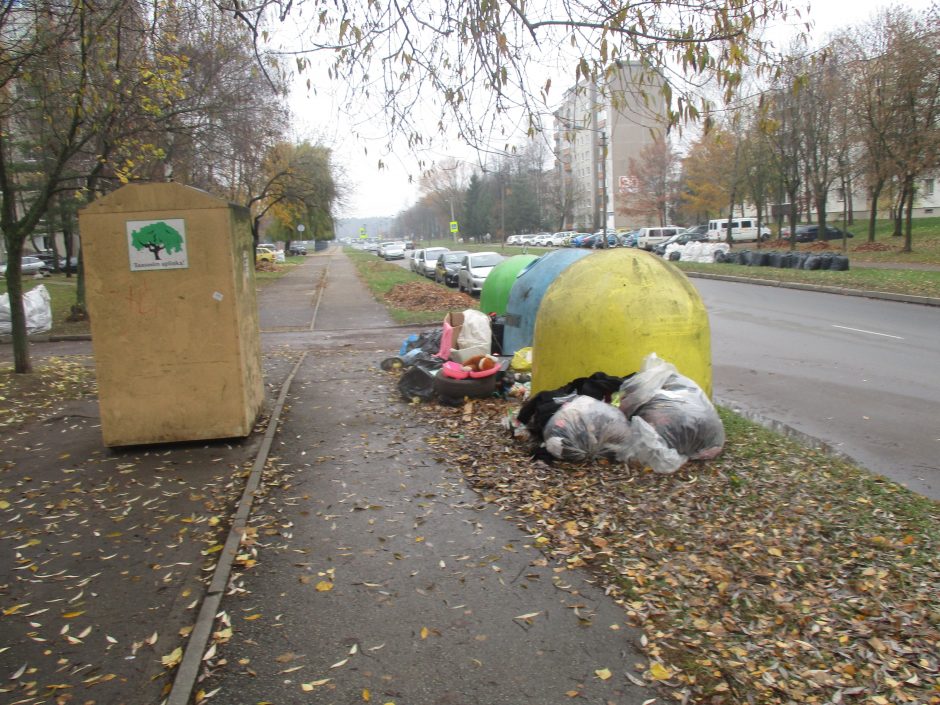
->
[288, 0, 936, 221]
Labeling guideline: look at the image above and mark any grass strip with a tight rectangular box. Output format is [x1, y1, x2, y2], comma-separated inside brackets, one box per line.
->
[415, 397, 940, 704]
[675, 261, 940, 299]
[345, 247, 468, 324]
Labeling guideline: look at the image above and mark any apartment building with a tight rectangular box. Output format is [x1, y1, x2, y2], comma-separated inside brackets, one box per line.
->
[554, 61, 666, 232]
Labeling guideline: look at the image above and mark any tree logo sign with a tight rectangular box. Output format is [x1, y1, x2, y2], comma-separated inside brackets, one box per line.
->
[127, 219, 189, 271]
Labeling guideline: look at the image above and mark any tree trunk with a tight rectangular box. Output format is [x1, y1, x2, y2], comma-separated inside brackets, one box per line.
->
[3, 235, 32, 373]
[903, 176, 914, 253]
[893, 190, 904, 236]
[867, 179, 883, 243]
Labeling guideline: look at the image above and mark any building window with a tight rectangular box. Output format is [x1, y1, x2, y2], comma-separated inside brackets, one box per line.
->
[924, 178, 935, 197]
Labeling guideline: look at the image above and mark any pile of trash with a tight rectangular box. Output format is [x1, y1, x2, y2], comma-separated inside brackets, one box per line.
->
[511, 354, 724, 474]
[663, 241, 730, 263]
[714, 249, 850, 270]
[385, 309, 724, 474]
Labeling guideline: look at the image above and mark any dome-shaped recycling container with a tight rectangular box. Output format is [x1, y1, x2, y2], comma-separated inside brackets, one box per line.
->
[532, 249, 711, 396]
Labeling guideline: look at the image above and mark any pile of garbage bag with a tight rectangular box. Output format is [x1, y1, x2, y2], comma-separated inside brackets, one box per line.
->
[520, 354, 724, 473]
[384, 313, 724, 473]
[663, 241, 730, 263]
[714, 249, 849, 271]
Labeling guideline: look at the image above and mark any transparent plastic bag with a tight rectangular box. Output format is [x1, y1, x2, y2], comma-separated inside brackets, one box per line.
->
[619, 353, 724, 461]
[543, 396, 633, 463]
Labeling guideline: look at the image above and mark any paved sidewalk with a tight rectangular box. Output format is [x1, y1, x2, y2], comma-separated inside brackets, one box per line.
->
[1, 249, 653, 705]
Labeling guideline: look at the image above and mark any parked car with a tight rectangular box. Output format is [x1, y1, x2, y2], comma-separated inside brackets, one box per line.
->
[618, 230, 640, 247]
[635, 226, 683, 251]
[417, 247, 450, 277]
[287, 243, 308, 256]
[569, 232, 594, 247]
[0, 256, 52, 276]
[791, 224, 855, 242]
[706, 218, 771, 243]
[434, 250, 469, 286]
[382, 241, 407, 260]
[256, 244, 285, 263]
[652, 230, 709, 256]
[409, 248, 425, 272]
[457, 251, 504, 295]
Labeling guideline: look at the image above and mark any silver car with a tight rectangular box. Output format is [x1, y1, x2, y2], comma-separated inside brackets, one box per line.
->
[457, 251, 504, 295]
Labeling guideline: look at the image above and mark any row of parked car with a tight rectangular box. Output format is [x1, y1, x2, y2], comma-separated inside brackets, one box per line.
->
[506, 219, 854, 252]
[406, 246, 505, 295]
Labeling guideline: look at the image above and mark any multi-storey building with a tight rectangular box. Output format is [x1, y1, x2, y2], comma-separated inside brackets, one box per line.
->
[554, 61, 666, 232]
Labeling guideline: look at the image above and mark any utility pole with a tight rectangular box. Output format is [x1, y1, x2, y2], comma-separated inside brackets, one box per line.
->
[600, 130, 608, 249]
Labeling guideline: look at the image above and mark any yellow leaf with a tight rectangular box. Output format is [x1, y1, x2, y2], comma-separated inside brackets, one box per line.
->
[595, 668, 612, 680]
[301, 678, 331, 691]
[362, 688, 371, 701]
[203, 545, 223, 555]
[420, 627, 429, 640]
[0, 500, 10, 509]
[566, 690, 580, 697]
[161, 647, 183, 668]
[767, 547, 783, 557]
[244, 614, 261, 621]
[650, 662, 672, 680]
[534, 536, 550, 545]
[315, 581, 333, 592]
[62, 611, 84, 619]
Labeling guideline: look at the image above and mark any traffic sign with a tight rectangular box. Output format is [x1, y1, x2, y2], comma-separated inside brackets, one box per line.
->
[449, 221, 459, 233]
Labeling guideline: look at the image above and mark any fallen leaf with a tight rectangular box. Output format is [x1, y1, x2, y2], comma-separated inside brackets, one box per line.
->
[315, 581, 334, 592]
[595, 668, 612, 680]
[649, 663, 671, 680]
[162, 647, 183, 669]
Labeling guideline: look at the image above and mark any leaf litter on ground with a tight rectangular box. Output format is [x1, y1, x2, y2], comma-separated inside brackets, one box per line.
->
[413, 396, 940, 704]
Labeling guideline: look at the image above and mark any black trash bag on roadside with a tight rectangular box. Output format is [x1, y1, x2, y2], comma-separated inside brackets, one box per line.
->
[748, 251, 770, 267]
[831, 255, 849, 271]
[777, 252, 792, 268]
[817, 253, 834, 270]
[767, 251, 782, 267]
[789, 252, 806, 269]
[398, 365, 436, 401]
[404, 329, 443, 355]
[713, 250, 727, 263]
[803, 254, 822, 270]
[668, 250, 681, 261]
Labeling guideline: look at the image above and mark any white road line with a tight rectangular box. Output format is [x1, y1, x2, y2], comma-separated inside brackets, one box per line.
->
[832, 324, 904, 340]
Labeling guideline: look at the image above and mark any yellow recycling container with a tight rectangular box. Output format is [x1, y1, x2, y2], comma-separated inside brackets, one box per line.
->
[79, 183, 264, 446]
[531, 249, 712, 396]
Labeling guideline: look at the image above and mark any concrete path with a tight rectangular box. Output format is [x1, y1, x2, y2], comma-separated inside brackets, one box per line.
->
[195, 248, 651, 704]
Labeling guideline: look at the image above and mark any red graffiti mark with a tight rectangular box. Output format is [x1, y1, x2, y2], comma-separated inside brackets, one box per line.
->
[124, 282, 155, 316]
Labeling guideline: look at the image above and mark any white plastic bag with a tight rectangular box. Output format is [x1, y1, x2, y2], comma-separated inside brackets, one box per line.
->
[0, 284, 53, 335]
[543, 396, 633, 463]
[619, 353, 724, 464]
[456, 309, 491, 351]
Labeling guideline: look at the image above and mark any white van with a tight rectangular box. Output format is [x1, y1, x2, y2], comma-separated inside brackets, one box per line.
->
[707, 218, 771, 243]
[636, 226, 683, 251]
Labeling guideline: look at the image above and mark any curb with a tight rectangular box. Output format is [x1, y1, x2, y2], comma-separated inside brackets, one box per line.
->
[715, 397, 853, 464]
[683, 271, 940, 307]
[165, 351, 308, 705]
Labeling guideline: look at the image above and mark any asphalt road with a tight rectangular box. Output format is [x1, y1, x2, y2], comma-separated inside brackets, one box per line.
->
[691, 278, 940, 500]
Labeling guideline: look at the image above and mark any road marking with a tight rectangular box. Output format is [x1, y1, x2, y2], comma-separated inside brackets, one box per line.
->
[832, 324, 904, 340]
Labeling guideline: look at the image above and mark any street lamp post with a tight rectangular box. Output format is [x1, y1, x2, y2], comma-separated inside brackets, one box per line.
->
[558, 115, 610, 248]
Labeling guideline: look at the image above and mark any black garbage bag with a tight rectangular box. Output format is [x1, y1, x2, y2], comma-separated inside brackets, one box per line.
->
[398, 365, 436, 401]
[777, 252, 792, 268]
[748, 251, 770, 267]
[803, 254, 822, 270]
[831, 255, 849, 271]
[789, 252, 806, 269]
[767, 251, 782, 267]
[817, 253, 834, 270]
[713, 250, 727, 263]
[668, 250, 681, 261]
